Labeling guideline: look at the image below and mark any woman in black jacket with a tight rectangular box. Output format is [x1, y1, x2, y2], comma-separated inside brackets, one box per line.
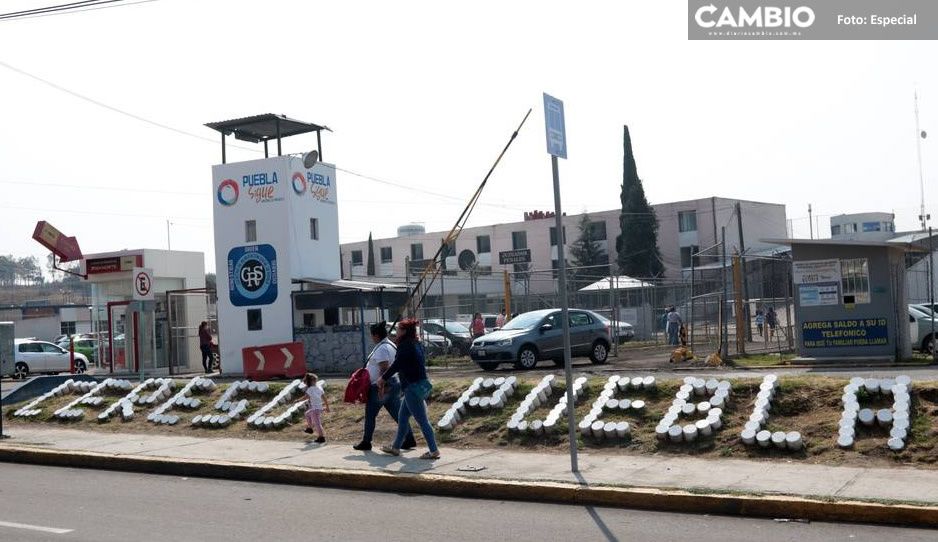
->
[379, 319, 440, 459]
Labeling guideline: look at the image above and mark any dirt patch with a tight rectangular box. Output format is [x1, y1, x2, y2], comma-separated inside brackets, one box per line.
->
[6, 375, 938, 469]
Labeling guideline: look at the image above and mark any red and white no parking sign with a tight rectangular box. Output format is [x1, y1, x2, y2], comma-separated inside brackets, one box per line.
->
[132, 267, 154, 301]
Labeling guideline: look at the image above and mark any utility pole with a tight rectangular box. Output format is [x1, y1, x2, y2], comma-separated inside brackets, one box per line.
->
[166, 220, 171, 250]
[808, 205, 813, 239]
[735, 202, 752, 341]
[916, 90, 928, 231]
[930, 226, 935, 363]
[721, 227, 728, 359]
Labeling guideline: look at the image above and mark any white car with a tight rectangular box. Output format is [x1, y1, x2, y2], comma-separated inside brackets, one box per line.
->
[10, 339, 89, 379]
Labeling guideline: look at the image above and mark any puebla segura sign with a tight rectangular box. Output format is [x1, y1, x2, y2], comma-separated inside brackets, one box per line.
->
[11, 373, 915, 453]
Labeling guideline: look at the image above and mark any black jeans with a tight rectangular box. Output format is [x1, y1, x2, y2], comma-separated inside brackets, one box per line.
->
[200, 344, 212, 371]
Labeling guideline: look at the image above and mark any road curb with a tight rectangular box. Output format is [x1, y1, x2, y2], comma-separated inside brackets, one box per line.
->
[1, 445, 937, 527]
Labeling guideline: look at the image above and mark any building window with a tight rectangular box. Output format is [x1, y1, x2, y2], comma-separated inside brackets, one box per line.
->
[309, 218, 319, 240]
[245, 220, 257, 243]
[302, 313, 317, 327]
[247, 309, 263, 330]
[680, 245, 700, 268]
[351, 250, 363, 266]
[476, 235, 491, 254]
[588, 221, 607, 241]
[380, 247, 392, 264]
[862, 221, 881, 232]
[60, 321, 76, 335]
[831, 225, 841, 236]
[410, 243, 424, 261]
[511, 231, 527, 250]
[549, 226, 567, 246]
[840, 258, 870, 304]
[842, 223, 858, 234]
[678, 211, 697, 233]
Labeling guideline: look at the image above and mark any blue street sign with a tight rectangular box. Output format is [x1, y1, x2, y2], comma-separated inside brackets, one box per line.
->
[543, 93, 567, 159]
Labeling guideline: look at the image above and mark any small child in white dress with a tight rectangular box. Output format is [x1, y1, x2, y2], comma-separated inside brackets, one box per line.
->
[303, 373, 330, 443]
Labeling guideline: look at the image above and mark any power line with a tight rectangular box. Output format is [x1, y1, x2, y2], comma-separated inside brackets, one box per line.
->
[0, 0, 108, 19]
[0, 204, 209, 221]
[0, 0, 157, 22]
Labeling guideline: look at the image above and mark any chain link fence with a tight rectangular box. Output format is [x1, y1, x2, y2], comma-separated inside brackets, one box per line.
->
[360, 256, 796, 360]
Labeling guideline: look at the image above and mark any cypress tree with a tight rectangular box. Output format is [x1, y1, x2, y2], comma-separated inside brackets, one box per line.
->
[615, 125, 664, 278]
[366, 232, 376, 276]
[570, 213, 608, 286]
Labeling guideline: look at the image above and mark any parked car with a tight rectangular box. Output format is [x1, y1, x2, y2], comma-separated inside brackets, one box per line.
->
[10, 338, 89, 379]
[909, 305, 938, 353]
[595, 315, 634, 343]
[422, 319, 473, 354]
[469, 308, 611, 371]
[388, 324, 452, 356]
[56, 337, 98, 363]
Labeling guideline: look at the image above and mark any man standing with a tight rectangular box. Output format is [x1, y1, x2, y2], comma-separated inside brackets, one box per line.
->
[354, 322, 416, 451]
[666, 306, 683, 346]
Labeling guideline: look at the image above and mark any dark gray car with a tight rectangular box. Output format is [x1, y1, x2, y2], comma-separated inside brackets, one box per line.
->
[469, 308, 611, 371]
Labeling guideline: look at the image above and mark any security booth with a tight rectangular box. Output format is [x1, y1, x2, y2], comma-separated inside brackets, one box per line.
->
[81, 249, 206, 374]
[766, 238, 912, 361]
[207, 114, 340, 377]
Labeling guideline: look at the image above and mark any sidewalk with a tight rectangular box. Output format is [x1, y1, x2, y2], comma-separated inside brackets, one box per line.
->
[1, 426, 937, 526]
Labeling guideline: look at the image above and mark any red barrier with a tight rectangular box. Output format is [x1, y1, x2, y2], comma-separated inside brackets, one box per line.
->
[242, 341, 306, 380]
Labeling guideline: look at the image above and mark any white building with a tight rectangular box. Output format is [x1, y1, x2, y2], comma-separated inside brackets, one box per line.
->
[340, 196, 788, 297]
[211, 155, 340, 373]
[830, 212, 896, 241]
[80, 248, 206, 373]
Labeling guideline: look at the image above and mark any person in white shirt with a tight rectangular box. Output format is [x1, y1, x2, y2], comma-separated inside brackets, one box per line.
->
[495, 308, 507, 329]
[353, 322, 416, 451]
[303, 373, 329, 443]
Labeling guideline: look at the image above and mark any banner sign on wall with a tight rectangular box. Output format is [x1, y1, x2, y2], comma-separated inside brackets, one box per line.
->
[793, 259, 840, 285]
[802, 318, 888, 348]
[798, 283, 839, 306]
[228, 244, 278, 307]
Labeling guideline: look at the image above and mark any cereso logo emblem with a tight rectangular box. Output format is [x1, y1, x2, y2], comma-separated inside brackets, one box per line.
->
[695, 3, 815, 29]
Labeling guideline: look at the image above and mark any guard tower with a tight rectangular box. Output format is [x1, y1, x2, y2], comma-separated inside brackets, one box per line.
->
[206, 114, 340, 375]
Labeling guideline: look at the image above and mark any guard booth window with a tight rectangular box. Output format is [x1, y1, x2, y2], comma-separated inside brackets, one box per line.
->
[840, 258, 870, 304]
[245, 220, 257, 243]
[247, 309, 263, 331]
[309, 218, 319, 240]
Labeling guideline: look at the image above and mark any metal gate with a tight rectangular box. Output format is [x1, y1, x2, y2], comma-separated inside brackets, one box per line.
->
[166, 288, 217, 375]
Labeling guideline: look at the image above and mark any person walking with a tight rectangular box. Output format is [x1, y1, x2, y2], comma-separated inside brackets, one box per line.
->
[303, 373, 330, 444]
[755, 308, 765, 339]
[353, 322, 416, 451]
[666, 307, 683, 346]
[198, 321, 213, 374]
[765, 307, 778, 340]
[379, 319, 440, 460]
[471, 312, 485, 339]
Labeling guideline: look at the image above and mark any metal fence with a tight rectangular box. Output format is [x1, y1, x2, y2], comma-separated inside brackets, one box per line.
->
[361, 256, 796, 359]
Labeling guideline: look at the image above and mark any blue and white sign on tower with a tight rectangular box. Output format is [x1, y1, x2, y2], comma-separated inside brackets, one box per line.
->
[228, 244, 278, 307]
[543, 93, 567, 159]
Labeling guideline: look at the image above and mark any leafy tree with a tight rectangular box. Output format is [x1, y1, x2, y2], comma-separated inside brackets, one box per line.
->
[616, 125, 664, 278]
[569, 213, 608, 286]
[366, 232, 376, 276]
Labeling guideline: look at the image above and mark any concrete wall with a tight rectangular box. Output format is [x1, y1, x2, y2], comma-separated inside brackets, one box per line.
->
[791, 244, 910, 360]
[295, 325, 369, 374]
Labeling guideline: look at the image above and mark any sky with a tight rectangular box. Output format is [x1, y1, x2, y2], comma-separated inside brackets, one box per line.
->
[1, 0, 937, 274]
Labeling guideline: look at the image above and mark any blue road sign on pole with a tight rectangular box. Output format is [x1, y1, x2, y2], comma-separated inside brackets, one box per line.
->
[543, 93, 567, 159]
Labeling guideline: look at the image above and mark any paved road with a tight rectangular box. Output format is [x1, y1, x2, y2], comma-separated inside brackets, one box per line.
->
[0, 464, 934, 541]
